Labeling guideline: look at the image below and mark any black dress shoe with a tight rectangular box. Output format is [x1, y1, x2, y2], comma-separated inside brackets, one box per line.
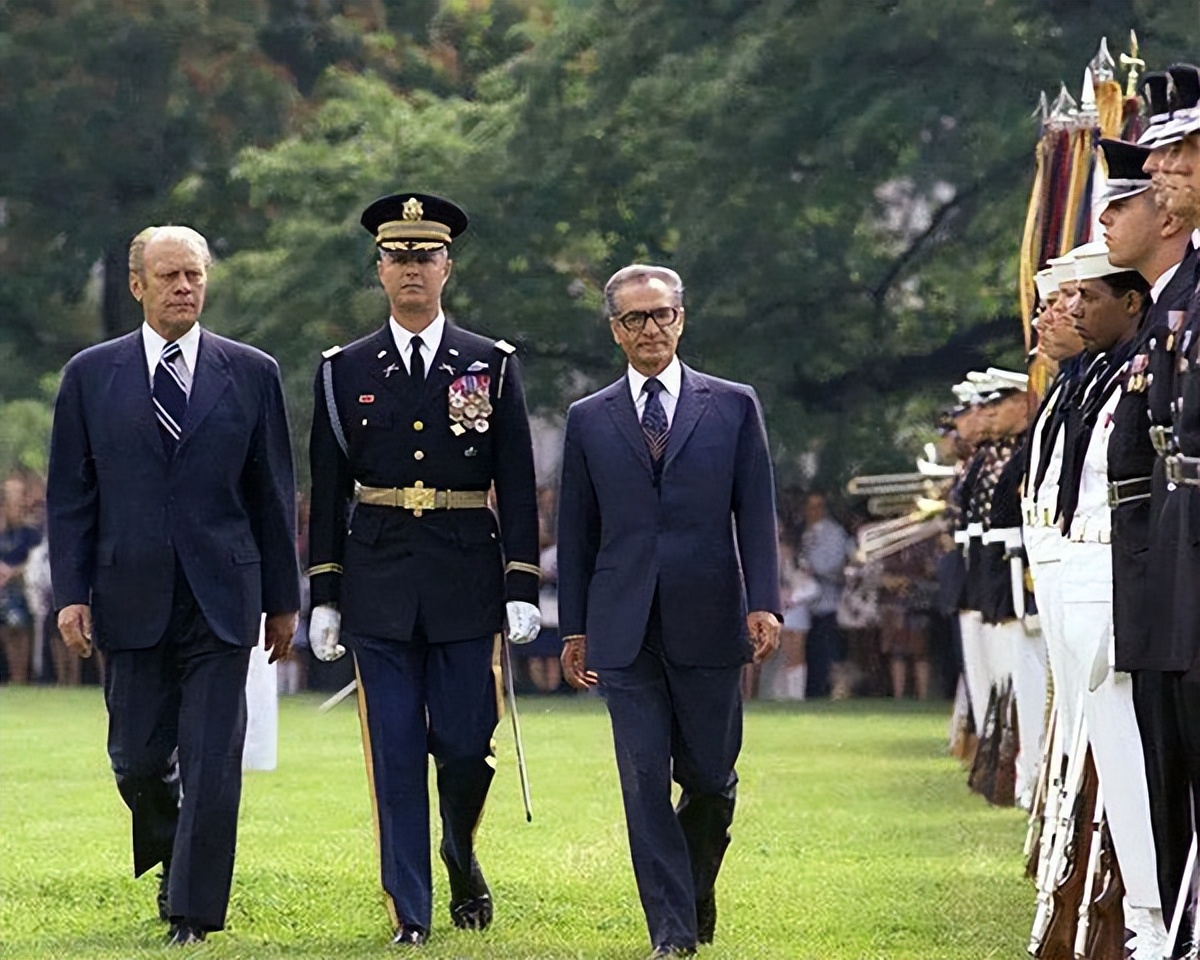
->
[449, 895, 493, 931]
[440, 847, 492, 931]
[157, 861, 171, 923]
[647, 945, 696, 959]
[391, 923, 428, 947]
[696, 890, 716, 944]
[164, 923, 207, 946]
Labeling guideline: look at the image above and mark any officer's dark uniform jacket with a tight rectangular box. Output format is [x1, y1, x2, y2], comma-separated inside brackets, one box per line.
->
[1058, 344, 1137, 537]
[980, 434, 1030, 625]
[308, 321, 539, 643]
[1112, 250, 1194, 671]
[1168, 257, 1200, 674]
[959, 440, 998, 613]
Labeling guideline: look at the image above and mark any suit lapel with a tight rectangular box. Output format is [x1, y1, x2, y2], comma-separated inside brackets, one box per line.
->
[110, 331, 165, 460]
[603, 378, 653, 474]
[663, 364, 710, 470]
[178, 330, 231, 448]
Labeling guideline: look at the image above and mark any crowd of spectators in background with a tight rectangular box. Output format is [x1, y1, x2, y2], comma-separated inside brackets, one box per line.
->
[0, 471, 959, 701]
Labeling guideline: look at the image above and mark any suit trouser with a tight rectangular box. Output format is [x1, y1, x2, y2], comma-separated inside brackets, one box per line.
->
[1060, 542, 1160, 910]
[103, 571, 251, 930]
[349, 630, 498, 931]
[598, 645, 742, 951]
[1133, 670, 1200, 950]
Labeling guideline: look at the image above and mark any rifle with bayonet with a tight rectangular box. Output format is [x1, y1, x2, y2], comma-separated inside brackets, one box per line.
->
[1025, 699, 1061, 878]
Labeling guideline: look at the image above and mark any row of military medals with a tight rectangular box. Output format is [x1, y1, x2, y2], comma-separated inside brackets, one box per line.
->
[449, 374, 492, 436]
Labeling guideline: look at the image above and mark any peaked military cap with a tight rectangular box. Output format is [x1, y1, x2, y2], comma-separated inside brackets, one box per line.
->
[360, 192, 469, 251]
[1098, 138, 1152, 205]
[1137, 71, 1174, 146]
[1156, 64, 1200, 145]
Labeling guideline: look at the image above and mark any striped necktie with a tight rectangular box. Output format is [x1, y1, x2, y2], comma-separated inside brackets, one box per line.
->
[153, 341, 190, 452]
[642, 378, 669, 476]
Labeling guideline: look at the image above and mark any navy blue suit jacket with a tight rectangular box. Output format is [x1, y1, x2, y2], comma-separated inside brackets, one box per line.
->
[47, 328, 300, 651]
[556, 364, 781, 669]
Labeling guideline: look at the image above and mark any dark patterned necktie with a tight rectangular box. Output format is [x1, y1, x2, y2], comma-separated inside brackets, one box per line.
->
[153, 341, 190, 453]
[409, 334, 425, 382]
[642, 378, 669, 473]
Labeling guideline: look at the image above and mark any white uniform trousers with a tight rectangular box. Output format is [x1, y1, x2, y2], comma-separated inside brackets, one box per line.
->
[1026, 529, 1080, 756]
[988, 619, 1046, 796]
[1060, 541, 1160, 910]
[958, 610, 988, 730]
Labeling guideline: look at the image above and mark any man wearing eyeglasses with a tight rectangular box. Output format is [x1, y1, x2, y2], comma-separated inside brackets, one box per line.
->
[557, 264, 782, 959]
[306, 192, 541, 947]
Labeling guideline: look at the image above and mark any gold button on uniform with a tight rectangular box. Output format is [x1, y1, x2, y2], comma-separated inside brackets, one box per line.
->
[413, 420, 424, 431]
[414, 451, 425, 460]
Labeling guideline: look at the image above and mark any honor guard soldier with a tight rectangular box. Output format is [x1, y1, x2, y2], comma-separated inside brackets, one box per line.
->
[948, 383, 993, 737]
[1022, 255, 1087, 759]
[976, 369, 1047, 809]
[1099, 118, 1199, 960]
[306, 192, 541, 947]
[1054, 240, 1166, 958]
[1142, 63, 1200, 959]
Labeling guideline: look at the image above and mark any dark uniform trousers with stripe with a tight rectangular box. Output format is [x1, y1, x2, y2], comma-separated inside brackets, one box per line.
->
[307, 322, 540, 931]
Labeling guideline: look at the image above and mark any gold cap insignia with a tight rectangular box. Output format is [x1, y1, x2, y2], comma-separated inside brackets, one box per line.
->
[402, 197, 424, 221]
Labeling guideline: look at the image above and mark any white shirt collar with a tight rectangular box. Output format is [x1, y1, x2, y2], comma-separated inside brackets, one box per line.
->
[1193, 229, 1200, 251]
[141, 322, 201, 384]
[1150, 260, 1183, 303]
[626, 355, 682, 403]
[389, 311, 445, 370]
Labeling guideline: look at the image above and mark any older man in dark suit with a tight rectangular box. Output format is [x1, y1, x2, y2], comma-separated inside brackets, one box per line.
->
[557, 264, 781, 960]
[47, 225, 299, 948]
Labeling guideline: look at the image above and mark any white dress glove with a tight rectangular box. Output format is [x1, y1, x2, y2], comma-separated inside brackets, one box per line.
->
[505, 600, 541, 645]
[309, 604, 345, 662]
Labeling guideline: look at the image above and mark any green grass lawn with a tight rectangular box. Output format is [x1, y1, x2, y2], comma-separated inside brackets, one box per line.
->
[0, 688, 1034, 959]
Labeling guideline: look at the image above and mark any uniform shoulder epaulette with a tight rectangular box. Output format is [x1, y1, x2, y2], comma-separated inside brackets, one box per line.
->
[322, 345, 342, 359]
[494, 339, 516, 355]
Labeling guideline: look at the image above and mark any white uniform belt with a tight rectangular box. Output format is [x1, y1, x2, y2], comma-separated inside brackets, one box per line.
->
[1106, 475, 1152, 507]
[983, 527, 1023, 549]
[1165, 454, 1200, 486]
[1067, 516, 1112, 544]
[953, 530, 970, 545]
[966, 522, 983, 539]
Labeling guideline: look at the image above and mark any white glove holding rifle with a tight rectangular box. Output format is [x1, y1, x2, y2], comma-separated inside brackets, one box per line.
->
[309, 604, 345, 662]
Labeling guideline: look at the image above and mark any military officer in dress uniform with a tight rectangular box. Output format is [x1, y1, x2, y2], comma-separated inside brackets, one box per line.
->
[976, 369, 1046, 808]
[1099, 119, 1198, 960]
[1143, 64, 1200, 958]
[1054, 240, 1166, 959]
[306, 193, 542, 947]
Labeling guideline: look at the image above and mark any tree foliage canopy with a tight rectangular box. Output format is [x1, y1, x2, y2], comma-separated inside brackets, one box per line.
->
[2, 0, 1196, 484]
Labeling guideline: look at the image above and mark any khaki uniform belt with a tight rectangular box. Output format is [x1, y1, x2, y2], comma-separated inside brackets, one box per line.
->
[1106, 476, 1152, 507]
[354, 482, 490, 512]
[1165, 455, 1200, 487]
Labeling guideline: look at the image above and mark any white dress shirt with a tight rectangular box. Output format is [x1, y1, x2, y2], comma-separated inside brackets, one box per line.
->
[1150, 260, 1182, 303]
[389, 312, 445, 377]
[141, 322, 200, 393]
[626, 355, 682, 428]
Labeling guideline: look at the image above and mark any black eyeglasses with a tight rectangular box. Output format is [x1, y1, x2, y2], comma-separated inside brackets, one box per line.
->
[380, 250, 441, 266]
[612, 306, 680, 332]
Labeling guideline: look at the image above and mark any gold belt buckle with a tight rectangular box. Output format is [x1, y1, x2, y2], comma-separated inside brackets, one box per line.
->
[402, 484, 437, 515]
[1166, 457, 1182, 484]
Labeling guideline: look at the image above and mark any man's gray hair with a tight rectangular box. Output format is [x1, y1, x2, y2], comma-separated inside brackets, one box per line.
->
[128, 226, 159, 277]
[603, 264, 685, 316]
[137, 225, 214, 276]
